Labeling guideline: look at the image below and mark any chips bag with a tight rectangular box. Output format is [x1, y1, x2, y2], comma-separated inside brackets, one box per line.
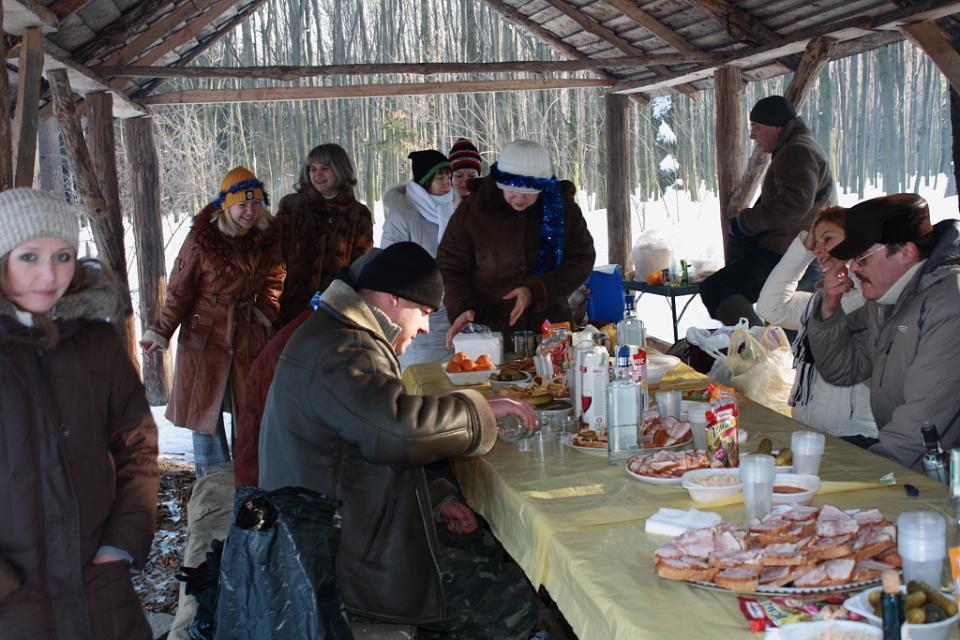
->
[705, 383, 739, 468]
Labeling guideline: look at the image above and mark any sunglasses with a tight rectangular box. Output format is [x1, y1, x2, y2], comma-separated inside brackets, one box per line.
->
[852, 244, 886, 266]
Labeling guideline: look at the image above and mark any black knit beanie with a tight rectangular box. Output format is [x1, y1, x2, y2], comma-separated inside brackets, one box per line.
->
[749, 96, 797, 127]
[355, 242, 444, 310]
[408, 150, 451, 187]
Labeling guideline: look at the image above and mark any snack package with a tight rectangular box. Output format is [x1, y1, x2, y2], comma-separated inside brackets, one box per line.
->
[536, 330, 573, 378]
[738, 595, 858, 631]
[681, 387, 710, 402]
[705, 383, 739, 468]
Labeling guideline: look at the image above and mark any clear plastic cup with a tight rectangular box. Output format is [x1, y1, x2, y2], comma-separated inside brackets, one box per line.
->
[656, 390, 682, 419]
[534, 354, 554, 378]
[741, 454, 776, 522]
[689, 414, 709, 451]
[512, 330, 536, 358]
[791, 431, 825, 476]
[898, 512, 946, 587]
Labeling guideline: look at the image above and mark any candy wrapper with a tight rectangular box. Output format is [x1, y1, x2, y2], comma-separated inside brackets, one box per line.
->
[705, 383, 739, 468]
[738, 595, 861, 631]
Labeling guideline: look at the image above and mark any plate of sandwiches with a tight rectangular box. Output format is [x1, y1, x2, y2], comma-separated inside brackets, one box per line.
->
[653, 504, 898, 595]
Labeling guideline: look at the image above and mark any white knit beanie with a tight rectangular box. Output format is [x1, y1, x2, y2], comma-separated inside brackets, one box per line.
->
[0, 188, 81, 257]
[495, 140, 554, 194]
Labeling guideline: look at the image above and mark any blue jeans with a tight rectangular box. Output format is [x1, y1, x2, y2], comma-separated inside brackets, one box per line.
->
[192, 412, 231, 478]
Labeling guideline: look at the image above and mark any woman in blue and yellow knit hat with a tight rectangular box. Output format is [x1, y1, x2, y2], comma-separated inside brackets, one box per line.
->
[141, 166, 286, 477]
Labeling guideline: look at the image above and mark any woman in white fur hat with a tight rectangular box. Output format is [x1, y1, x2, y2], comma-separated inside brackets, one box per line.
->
[0, 188, 158, 640]
[437, 140, 596, 346]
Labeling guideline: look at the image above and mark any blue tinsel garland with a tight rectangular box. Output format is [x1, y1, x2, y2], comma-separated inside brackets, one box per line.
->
[490, 162, 565, 275]
[211, 178, 270, 210]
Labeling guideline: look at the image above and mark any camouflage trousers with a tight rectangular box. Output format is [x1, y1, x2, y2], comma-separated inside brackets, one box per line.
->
[416, 525, 538, 640]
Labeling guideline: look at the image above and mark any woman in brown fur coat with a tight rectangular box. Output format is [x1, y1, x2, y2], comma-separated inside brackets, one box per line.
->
[141, 166, 285, 477]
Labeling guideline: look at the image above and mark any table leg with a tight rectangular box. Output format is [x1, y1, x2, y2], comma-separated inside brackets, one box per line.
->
[670, 295, 679, 343]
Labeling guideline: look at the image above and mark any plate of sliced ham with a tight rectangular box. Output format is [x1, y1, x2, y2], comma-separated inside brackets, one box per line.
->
[653, 504, 895, 595]
[626, 449, 720, 484]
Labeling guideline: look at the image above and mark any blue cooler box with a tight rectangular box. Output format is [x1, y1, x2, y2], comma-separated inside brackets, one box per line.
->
[586, 265, 625, 323]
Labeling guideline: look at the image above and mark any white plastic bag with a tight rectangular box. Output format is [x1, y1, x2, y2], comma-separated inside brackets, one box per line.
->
[630, 229, 673, 282]
[725, 327, 794, 416]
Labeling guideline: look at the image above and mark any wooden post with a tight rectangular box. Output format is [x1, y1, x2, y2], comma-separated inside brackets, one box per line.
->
[714, 66, 744, 262]
[37, 117, 65, 193]
[901, 22, 960, 94]
[124, 116, 170, 404]
[13, 26, 43, 187]
[0, 9, 12, 190]
[726, 36, 837, 216]
[86, 91, 140, 374]
[47, 70, 141, 369]
[605, 93, 632, 273]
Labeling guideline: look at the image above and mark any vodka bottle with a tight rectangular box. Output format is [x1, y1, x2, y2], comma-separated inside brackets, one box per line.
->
[921, 421, 948, 484]
[607, 346, 640, 465]
[617, 295, 645, 350]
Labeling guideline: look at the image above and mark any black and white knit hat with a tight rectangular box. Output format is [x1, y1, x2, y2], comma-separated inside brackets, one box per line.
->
[0, 187, 80, 257]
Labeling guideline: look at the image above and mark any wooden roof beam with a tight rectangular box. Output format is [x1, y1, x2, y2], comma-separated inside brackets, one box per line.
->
[612, 0, 960, 94]
[142, 78, 615, 105]
[684, 0, 800, 70]
[602, 0, 697, 53]
[901, 22, 960, 93]
[539, 0, 698, 97]
[101, 0, 223, 68]
[478, 0, 649, 103]
[1, 0, 58, 34]
[47, 0, 93, 21]
[72, 0, 171, 63]
[97, 53, 725, 80]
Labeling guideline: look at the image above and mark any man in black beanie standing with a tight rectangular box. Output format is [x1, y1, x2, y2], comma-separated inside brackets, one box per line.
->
[701, 94, 836, 326]
[258, 241, 540, 639]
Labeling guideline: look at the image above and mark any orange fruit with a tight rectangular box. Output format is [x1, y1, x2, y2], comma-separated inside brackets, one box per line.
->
[474, 363, 492, 371]
[476, 354, 492, 366]
[459, 358, 475, 371]
[446, 361, 462, 373]
[454, 352, 469, 361]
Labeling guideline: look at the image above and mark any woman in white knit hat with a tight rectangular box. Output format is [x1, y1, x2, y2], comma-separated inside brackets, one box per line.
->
[0, 188, 158, 639]
[437, 140, 596, 345]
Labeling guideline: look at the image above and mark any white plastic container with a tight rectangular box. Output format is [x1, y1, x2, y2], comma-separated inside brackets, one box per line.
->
[452, 331, 504, 366]
[680, 468, 742, 503]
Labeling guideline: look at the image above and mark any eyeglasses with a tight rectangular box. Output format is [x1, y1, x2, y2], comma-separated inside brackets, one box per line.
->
[852, 244, 886, 266]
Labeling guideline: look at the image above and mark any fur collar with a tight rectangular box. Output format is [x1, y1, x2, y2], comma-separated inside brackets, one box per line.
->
[192, 203, 279, 272]
[0, 261, 118, 325]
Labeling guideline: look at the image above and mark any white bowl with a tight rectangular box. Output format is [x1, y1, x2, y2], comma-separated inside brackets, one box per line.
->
[779, 619, 881, 640]
[771, 473, 820, 505]
[443, 364, 496, 386]
[680, 468, 742, 503]
[844, 586, 960, 640]
[647, 354, 681, 386]
[488, 370, 532, 388]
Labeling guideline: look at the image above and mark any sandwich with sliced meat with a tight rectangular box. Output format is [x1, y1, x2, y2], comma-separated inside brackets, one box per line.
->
[761, 537, 813, 566]
[808, 535, 854, 560]
[656, 556, 719, 582]
[714, 567, 761, 592]
[759, 562, 817, 588]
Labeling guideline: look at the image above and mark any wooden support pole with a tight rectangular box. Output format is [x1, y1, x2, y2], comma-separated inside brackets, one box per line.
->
[726, 37, 837, 216]
[901, 22, 960, 94]
[0, 8, 12, 190]
[48, 71, 140, 368]
[13, 26, 43, 187]
[85, 91, 140, 374]
[605, 93, 633, 272]
[123, 116, 170, 404]
[714, 66, 744, 262]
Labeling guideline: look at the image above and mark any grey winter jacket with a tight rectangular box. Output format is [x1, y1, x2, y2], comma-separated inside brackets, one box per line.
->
[806, 220, 960, 470]
[258, 279, 497, 624]
[380, 183, 461, 257]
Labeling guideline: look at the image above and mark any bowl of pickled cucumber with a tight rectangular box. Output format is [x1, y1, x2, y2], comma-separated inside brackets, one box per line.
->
[752, 437, 794, 471]
[843, 580, 959, 640]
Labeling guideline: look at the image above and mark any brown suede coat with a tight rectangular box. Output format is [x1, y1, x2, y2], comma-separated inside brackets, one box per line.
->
[0, 264, 159, 640]
[436, 176, 596, 335]
[153, 206, 285, 433]
[274, 188, 373, 328]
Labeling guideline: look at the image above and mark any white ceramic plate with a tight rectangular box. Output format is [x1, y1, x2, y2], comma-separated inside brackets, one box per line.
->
[625, 466, 684, 485]
[647, 354, 681, 386]
[566, 441, 608, 456]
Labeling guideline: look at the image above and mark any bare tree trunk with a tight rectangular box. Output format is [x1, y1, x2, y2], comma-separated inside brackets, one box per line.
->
[124, 117, 171, 404]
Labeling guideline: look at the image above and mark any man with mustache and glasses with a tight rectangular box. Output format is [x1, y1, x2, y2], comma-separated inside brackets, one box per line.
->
[805, 194, 960, 470]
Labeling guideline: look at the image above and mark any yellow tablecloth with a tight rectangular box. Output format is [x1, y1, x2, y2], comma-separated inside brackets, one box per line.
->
[402, 362, 953, 640]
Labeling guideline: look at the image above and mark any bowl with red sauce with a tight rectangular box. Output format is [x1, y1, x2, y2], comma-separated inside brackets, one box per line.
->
[771, 473, 820, 505]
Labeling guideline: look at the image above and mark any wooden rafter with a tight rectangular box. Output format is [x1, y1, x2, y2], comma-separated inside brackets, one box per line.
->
[684, 0, 801, 70]
[539, 0, 698, 96]
[1, 0, 58, 34]
[130, 0, 268, 98]
[142, 78, 615, 105]
[602, 0, 697, 53]
[100, 0, 221, 68]
[97, 53, 725, 80]
[72, 0, 172, 64]
[12, 26, 42, 187]
[901, 22, 960, 93]
[0, 6, 12, 189]
[612, 0, 960, 94]
[47, 0, 93, 21]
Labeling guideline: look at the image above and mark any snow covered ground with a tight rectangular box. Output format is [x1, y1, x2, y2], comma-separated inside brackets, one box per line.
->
[132, 178, 957, 460]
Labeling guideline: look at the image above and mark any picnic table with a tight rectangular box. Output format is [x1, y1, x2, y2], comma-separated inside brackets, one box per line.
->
[402, 361, 955, 639]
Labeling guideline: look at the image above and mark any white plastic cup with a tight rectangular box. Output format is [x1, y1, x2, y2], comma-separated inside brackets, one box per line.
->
[656, 390, 682, 419]
[791, 431, 825, 476]
[898, 512, 946, 587]
[741, 454, 776, 522]
[689, 414, 709, 451]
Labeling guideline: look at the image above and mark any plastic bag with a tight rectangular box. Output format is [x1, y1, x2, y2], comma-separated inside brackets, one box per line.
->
[214, 487, 354, 640]
[630, 229, 673, 282]
[684, 319, 750, 375]
[725, 327, 794, 416]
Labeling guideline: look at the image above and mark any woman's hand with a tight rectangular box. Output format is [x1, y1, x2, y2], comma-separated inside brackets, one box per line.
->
[502, 286, 532, 326]
[446, 310, 476, 349]
[139, 338, 160, 355]
[488, 397, 539, 431]
[440, 500, 478, 536]
[820, 261, 854, 319]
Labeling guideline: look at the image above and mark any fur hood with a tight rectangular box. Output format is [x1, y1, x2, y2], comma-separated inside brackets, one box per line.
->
[193, 203, 280, 273]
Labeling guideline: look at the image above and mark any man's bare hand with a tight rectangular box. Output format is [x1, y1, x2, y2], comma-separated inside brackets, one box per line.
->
[488, 397, 539, 431]
[440, 500, 478, 535]
[821, 262, 853, 319]
[446, 310, 476, 349]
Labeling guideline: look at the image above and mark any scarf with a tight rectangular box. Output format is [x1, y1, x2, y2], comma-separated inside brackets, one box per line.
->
[490, 162, 565, 275]
[405, 180, 456, 245]
[789, 295, 817, 408]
